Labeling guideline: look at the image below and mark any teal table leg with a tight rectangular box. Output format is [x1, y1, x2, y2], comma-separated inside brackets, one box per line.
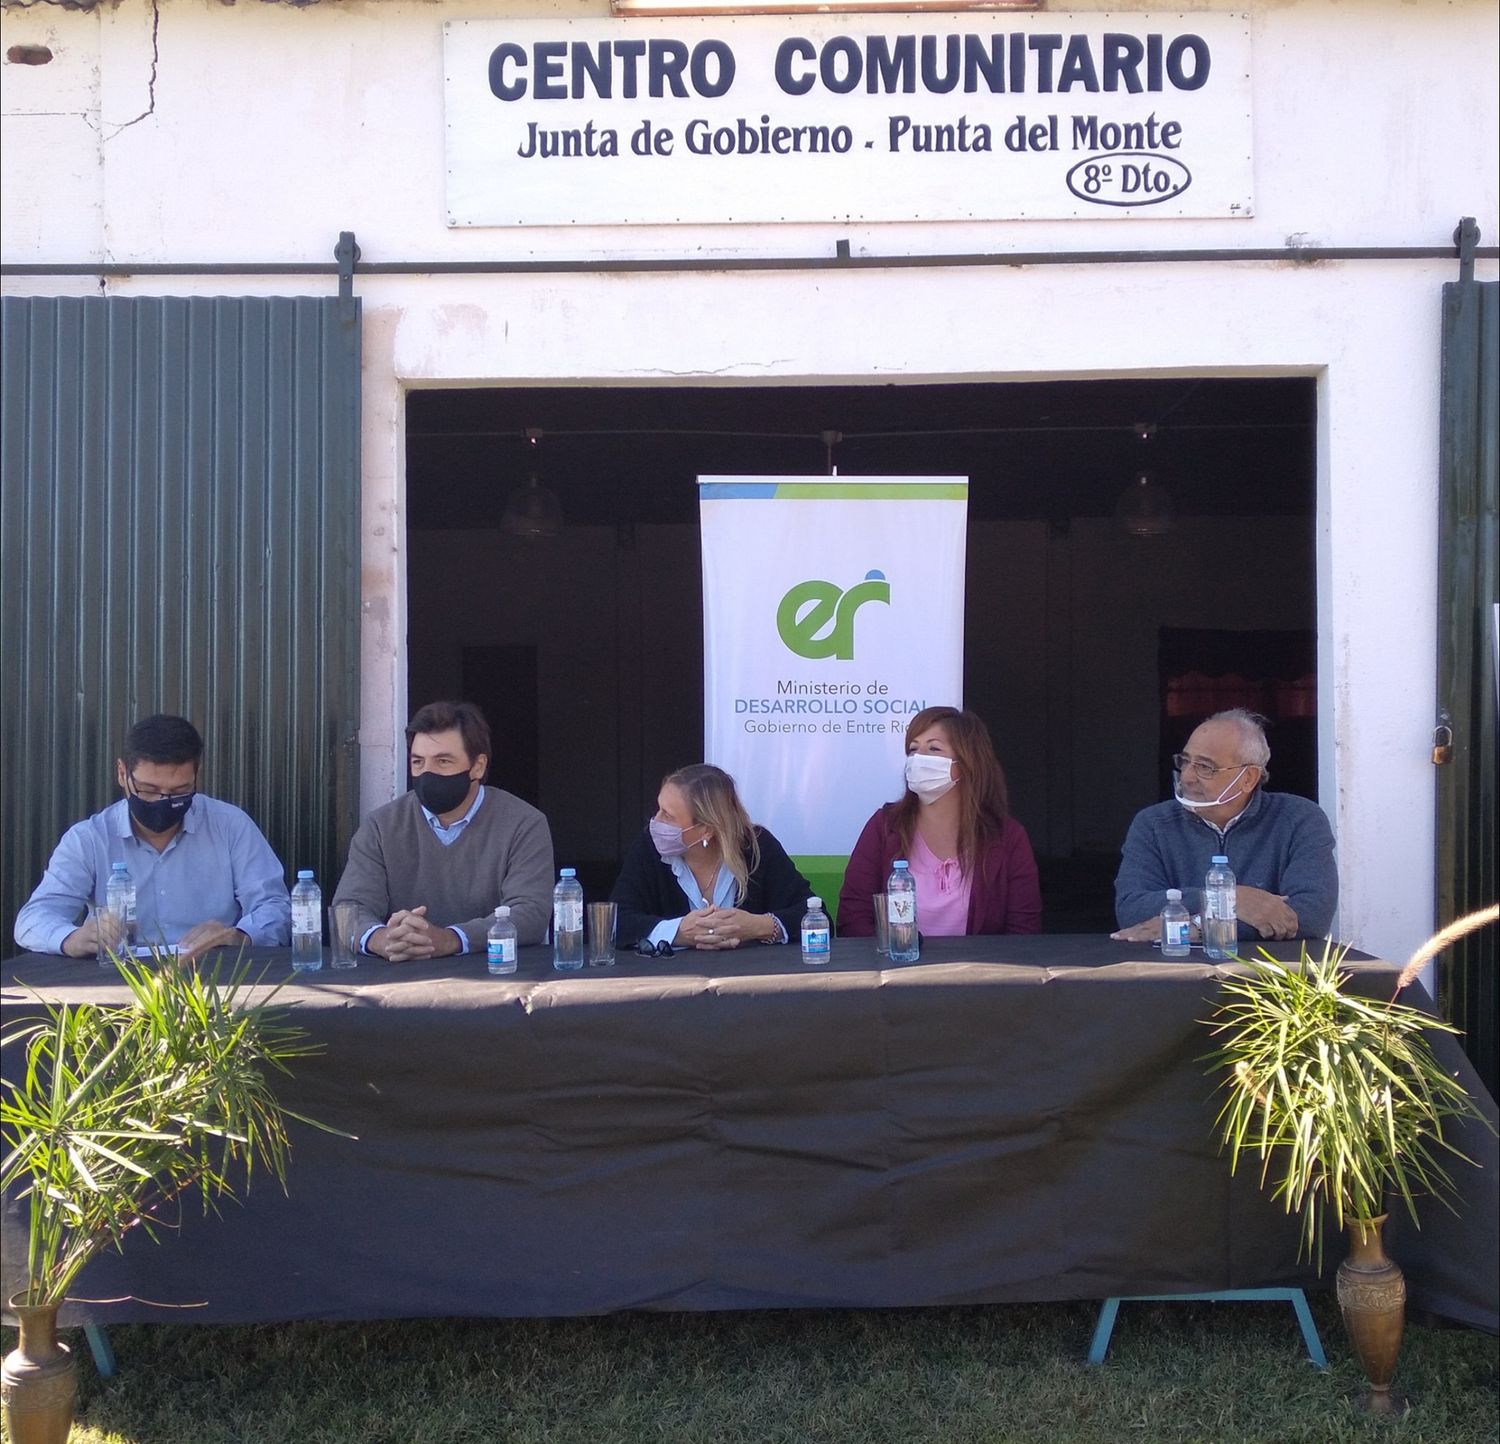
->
[1289, 1289, 1328, 1369]
[82, 1323, 116, 1378]
[1086, 1289, 1325, 1370]
[1087, 1298, 1121, 1364]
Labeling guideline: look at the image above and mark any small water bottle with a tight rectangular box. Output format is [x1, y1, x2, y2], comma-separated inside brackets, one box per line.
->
[887, 860, 920, 963]
[106, 860, 138, 955]
[291, 870, 323, 972]
[552, 868, 584, 971]
[1161, 888, 1192, 957]
[1203, 855, 1239, 961]
[487, 905, 518, 976]
[800, 896, 831, 966]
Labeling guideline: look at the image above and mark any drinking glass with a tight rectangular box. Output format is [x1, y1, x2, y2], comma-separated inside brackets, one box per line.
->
[329, 902, 361, 970]
[94, 903, 125, 969]
[586, 901, 618, 967]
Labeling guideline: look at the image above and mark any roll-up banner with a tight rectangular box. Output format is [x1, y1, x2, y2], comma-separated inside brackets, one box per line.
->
[700, 476, 967, 916]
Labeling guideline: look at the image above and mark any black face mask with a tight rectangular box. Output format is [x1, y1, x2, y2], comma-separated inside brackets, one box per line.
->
[412, 769, 474, 816]
[127, 789, 194, 834]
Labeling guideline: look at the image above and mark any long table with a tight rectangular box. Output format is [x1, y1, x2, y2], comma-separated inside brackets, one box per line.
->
[3, 937, 1496, 1330]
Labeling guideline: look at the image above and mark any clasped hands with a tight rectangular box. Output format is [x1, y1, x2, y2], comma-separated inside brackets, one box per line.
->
[1109, 885, 1299, 944]
[673, 905, 773, 950]
[369, 905, 462, 962]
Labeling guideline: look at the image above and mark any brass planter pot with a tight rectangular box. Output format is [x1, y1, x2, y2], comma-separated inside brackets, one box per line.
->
[1335, 1215, 1407, 1414]
[1, 1293, 78, 1444]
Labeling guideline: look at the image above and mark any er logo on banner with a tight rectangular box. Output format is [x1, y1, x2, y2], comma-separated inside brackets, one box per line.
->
[776, 571, 891, 660]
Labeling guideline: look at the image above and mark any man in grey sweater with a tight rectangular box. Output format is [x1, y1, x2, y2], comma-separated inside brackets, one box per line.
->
[1111, 709, 1338, 944]
[332, 701, 554, 959]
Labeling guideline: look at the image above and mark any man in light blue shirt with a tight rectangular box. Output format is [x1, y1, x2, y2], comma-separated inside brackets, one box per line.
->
[14, 714, 291, 959]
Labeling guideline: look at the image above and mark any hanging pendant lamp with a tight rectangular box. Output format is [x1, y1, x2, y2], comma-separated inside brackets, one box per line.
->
[501, 428, 563, 537]
[1115, 421, 1175, 537]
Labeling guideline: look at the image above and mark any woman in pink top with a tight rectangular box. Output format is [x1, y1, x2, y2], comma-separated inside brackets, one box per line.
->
[837, 706, 1042, 937]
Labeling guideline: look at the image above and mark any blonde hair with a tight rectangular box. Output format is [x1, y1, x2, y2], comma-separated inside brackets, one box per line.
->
[663, 764, 761, 905]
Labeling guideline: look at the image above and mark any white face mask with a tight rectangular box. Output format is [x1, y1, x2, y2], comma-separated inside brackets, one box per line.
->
[1174, 767, 1250, 813]
[905, 753, 956, 805]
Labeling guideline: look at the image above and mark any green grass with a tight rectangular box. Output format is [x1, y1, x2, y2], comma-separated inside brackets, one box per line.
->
[10, 1296, 1497, 1444]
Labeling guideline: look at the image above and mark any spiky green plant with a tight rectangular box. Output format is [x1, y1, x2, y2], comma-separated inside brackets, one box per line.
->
[1207, 933, 1493, 1272]
[2, 953, 335, 1306]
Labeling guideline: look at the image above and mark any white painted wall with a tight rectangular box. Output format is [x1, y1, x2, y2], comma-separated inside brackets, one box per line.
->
[2, 0, 1494, 260]
[3, 0, 1497, 963]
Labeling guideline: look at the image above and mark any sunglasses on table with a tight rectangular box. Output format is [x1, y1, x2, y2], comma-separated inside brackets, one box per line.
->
[635, 939, 675, 958]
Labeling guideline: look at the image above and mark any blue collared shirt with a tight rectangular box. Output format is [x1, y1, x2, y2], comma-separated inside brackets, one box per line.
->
[13, 796, 292, 954]
[421, 784, 485, 846]
[356, 786, 485, 955]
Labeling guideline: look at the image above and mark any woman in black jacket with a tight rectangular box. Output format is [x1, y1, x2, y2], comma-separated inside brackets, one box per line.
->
[611, 763, 812, 951]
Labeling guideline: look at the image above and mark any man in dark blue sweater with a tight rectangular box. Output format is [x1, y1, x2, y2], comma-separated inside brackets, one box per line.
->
[1110, 709, 1338, 944]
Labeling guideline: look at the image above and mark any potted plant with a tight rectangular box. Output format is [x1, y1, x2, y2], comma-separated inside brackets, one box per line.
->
[2, 953, 332, 1443]
[1206, 904, 1497, 1413]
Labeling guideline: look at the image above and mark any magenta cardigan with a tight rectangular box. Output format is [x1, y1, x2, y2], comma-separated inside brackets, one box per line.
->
[836, 804, 1043, 937]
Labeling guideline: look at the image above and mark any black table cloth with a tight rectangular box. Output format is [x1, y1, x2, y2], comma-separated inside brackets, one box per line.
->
[3, 936, 1495, 1330]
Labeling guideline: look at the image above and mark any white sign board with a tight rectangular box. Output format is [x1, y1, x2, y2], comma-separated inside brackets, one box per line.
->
[445, 14, 1252, 227]
[699, 476, 966, 862]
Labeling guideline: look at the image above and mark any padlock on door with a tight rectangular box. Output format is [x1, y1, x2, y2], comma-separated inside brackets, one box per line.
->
[1432, 725, 1454, 766]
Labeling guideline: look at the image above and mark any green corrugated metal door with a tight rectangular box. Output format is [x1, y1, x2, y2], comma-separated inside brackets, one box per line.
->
[1435, 278, 1498, 1098]
[0, 295, 361, 948]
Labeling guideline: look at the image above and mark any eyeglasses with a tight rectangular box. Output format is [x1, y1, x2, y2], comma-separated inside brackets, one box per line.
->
[635, 939, 675, 958]
[1171, 753, 1248, 782]
[127, 774, 196, 801]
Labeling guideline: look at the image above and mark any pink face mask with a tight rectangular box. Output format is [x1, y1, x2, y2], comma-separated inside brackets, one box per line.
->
[650, 818, 696, 858]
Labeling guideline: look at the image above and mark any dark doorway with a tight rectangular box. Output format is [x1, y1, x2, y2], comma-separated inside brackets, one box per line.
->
[404, 377, 1318, 933]
[462, 644, 540, 807]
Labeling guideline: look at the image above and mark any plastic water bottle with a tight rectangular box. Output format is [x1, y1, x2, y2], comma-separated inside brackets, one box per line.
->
[800, 896, 831, 966]
[552, 868, 584, 971]
[106, 861, 138, 955]
[487, 905, 518, 976]
[1161, 888, 1192, 957]
[887, 860, 920, 963]
[291, 870, 323, 972]
[1203, 855, 1239, 960]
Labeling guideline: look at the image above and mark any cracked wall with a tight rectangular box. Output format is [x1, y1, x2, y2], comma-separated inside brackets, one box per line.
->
[2, 0, 1496, 267]
[1, 5, 104, 258]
